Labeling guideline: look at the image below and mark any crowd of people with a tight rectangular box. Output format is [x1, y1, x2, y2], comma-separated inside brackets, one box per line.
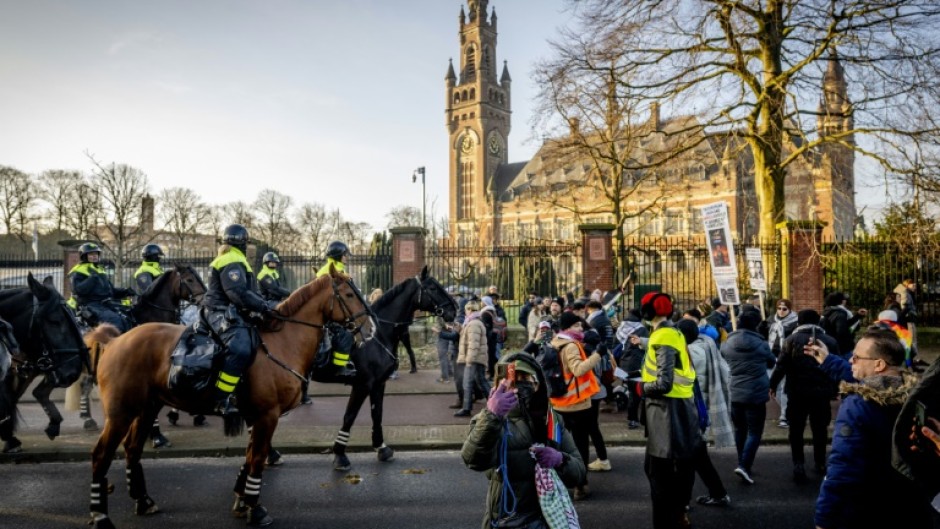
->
[447, 281, 940, 529]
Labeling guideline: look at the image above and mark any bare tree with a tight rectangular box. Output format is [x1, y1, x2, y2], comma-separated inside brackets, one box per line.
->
[157, 187, 212, 253]
[87, 155, 151, 278]
[0, 165, 39, 249]
[385, 205, 423, 229]
[63, 178, 103, 241]
[561, 0, 940, 245]
[251, 189, 294, 250]
[222, 201, 255, 229]
[38, 169, 83, 233]
[295, 202, 333, 255]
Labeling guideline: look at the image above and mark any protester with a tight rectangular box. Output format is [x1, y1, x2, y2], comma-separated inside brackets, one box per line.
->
[769, 309, 847, 482]
[454, 300, 490, 417]
[461, 353, 586, 529]
[721, 309, 776, 485]
[518, 291, 537, 328]
[764, 299, 798, 427]
[893, 356, 940, 507]
[677, 319, 732, 508]
[434, 317, 459, 383]
[821, 292, 868, 357]
[893, 278, 918, 324]
[526, 297, 546, 341]
[582, 329, 615, 473]
[706, 298, 732, 341]
[616, 309, 648, 429]
[639, 292, 702, 529]
[815, 328, 931, 529]
[550, 311, 602, 500]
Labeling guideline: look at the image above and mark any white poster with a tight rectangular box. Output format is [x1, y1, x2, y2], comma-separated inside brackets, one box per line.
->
[745, 247, 767, 291]
[700, 201, 740, 305]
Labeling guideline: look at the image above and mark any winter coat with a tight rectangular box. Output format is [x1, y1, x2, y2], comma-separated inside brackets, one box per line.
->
[816, 372, 931, 529]
[526, 308, 545, 342]
[893, 283, 918, 323]
[764, 311, 799, 357]
[720, 329, 776, 404]
[586, 310, 615, 349]
[458, 315, 488, 366]
[893, 357, 940, 500]
[770, 325, 844, 400]
[615, 318, 648, 376]
[461, 353, 586, 529]
[643, 321, 704, 460]
[705, 309, 732, 334]
[821, 305, 862, 356]
[550, 334, 602, 413]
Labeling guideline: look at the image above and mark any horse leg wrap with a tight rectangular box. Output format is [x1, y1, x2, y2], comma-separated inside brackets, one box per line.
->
[79, 395, 91, 419]
[243, 475, 262, 506]
[233, 463, 249, 495]
[333, 430, 350, 452]
[125, 463, 147, 499]
[90, 478, 109, 519]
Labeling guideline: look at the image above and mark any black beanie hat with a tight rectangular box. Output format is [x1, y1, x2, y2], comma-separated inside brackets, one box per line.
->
[676, 319, 700, 345]
[798, 309, 821, 325]
[738, 310, 762, 331]
[558, 311, 581, 331]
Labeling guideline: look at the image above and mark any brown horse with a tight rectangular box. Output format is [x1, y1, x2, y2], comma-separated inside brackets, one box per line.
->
[87, 270, 371, 529]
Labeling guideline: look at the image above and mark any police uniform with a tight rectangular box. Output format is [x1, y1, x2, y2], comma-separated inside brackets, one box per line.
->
[204, 242, 272, 412]
[69, 260, 134, 332]
[134, 260, 163, 296]
[257, 265, 291, 302]
[316, 247, 356, 379]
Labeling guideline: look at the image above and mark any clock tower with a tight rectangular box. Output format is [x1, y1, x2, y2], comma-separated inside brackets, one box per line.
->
[445, 0, 512, 245]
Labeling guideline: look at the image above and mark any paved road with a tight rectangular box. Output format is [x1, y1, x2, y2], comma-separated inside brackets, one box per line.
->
[5, 446, 937, 529]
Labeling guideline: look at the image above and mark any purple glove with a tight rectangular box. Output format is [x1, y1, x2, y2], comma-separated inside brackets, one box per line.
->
[530, 446, 563, 468]
[486, 380, 518, 418]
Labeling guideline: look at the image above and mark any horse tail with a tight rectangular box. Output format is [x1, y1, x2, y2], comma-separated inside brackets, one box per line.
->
[84, 324, 122, 377]
[223, 414, 244, 437]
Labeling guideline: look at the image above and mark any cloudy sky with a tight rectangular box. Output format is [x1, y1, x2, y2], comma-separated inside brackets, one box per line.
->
[0, 0, 895, 234]
[0, 0, 573, 231]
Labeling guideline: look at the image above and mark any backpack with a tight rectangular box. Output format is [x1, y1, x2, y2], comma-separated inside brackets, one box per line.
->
[536, 343, 571, 398]
[492, 316, 508, 344]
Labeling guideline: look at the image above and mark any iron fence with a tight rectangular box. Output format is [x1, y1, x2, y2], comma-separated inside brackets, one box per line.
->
[0, 253, 66, 293]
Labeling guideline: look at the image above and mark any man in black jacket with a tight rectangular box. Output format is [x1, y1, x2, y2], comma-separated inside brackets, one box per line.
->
[770, 309, 843, 482]
[821, 292, 868, 356]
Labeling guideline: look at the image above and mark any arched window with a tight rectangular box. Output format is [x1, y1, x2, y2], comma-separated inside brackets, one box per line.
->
[470, 88, 475, 100]
[461, 90, 468, 101]
[465, 46, 476, 81]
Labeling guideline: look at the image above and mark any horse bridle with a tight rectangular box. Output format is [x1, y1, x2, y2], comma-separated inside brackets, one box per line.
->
[20, 296, 90, 374]
[267, 275, 373, 336]
[136, 268, 206, 322]
[374, 276, 456, 327]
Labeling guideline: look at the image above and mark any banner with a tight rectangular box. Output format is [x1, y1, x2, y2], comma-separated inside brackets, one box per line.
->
[745, 247, 767, 291]
[700, 202, 740, 305]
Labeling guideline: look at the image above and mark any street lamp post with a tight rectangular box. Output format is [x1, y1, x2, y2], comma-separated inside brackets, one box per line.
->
[412, 166, 426, 231]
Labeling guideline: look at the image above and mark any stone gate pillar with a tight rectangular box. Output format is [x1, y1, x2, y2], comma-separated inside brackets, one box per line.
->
[59, 242, 82, 299]
[390, 227, 427, 285]
[778, 220, 825, 311]
[579, 223, 615, 294]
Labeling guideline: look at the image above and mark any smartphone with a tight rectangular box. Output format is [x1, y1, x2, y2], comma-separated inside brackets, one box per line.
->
[915, 400, 928, 430]
[494, 363, 515, 387]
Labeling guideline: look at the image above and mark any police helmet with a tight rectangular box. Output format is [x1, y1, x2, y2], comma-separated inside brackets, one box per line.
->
[262, 252, 280, 266]
[142, 243, 164, 261]
[326, 241, 350, 260]
[223, 224, 249, 249]
[79, 242, 101, 262]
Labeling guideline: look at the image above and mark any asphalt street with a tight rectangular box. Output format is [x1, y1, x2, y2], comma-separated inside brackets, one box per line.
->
[6, 446, 936, 529]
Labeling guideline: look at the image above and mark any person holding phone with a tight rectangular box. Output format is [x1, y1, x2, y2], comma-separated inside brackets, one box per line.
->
[461, 353, 585, 529]
[815, 328, 931, 529]
[893, 354, 940, 509]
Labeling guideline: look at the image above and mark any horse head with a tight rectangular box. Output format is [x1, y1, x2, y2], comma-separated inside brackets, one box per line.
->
[26, 273, 87, 363]
[173, 264, 207, 305]
[415, 265, 458, 322]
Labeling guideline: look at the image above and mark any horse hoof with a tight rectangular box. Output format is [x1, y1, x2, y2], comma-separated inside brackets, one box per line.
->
[266, 450, 283, 467]
[45, 423, 61, 440]
[193, 415, 208, 427]
[333, 454, 351, 471]
[377, 446, 395, 463]
[232, 497, 249, 518]
[134, 495, 160, 516]
[151, 434, 172, 449]
[93, 515, 117, 529]
[2, 438, 22, 454]
[248, 505, 274, 527]
[84, 418, 99, 431]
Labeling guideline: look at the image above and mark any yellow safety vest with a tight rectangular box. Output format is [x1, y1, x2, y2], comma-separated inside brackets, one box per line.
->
[641, 325, 695, 399]
[256, 266, 279, 282]
[210, 247, 253, 273]
[316, 257, 345, 278]
[69, 262, 106, 276]
[134, 261, 163, 279]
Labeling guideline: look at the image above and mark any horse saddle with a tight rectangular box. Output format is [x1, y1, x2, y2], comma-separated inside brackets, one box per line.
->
[167, 322, 222, 396]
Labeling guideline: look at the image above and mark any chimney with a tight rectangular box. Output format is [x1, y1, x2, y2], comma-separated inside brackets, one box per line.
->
[649, 102, 660, 131]
[141, 194, 154, 235]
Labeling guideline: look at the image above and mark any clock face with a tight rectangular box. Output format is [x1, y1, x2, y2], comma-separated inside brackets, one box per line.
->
[460, 135, 474, 154]
[488, 136, 501, 155]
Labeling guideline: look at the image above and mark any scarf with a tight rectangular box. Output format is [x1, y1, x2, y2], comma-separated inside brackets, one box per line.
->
[616, 320, 645, 344]
[557, 330, 584, 343]
[698, 337, 735, 449]
[767, 310, 798, 351]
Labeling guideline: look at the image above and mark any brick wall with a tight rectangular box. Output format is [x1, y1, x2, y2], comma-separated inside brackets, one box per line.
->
[390, 227, 427, 285]
[579, 224, 614, 294]
[779, 221, 824, 311]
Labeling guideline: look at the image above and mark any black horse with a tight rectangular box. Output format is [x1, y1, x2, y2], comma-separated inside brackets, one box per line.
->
[331, 266, 457, 470]
[76, 264, 208, 430]
[0, 274, 89, 453]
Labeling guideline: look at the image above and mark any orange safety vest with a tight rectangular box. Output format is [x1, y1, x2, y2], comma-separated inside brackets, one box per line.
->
[549, 341, 600, 408]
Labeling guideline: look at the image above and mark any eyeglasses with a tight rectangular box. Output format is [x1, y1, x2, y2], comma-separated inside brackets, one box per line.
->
[776, 307, 789, 312]
[850, 355, 879, 362]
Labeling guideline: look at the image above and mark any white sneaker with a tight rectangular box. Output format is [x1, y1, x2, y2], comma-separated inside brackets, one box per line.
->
[587, 459, 612, 472]
[734, 467, 755, 485]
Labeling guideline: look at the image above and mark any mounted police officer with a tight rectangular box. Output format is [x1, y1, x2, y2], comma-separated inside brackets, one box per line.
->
[134, 243, 164, 296]
[203, 224, 277, 417]
[257, 252, 292, 302]
[69, 242, 135, 332]
[316, 241, 357, 379]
